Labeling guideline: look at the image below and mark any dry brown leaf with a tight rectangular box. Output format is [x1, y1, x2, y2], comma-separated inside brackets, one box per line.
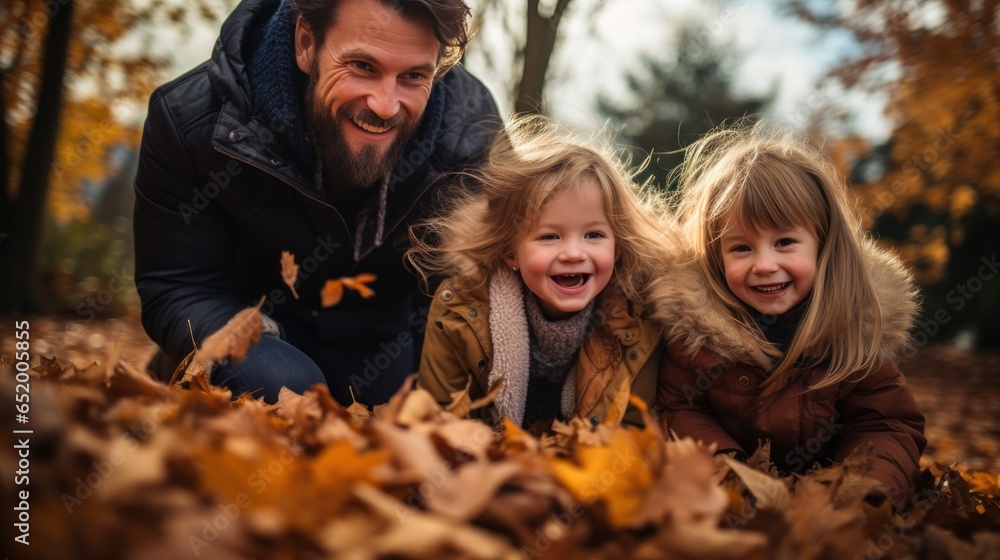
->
[425, 461, 523, 521]
[280, 250, 300, 299]
[723, 456, 792, 512]
[353, 484, 518, 559]
[631, 438, 728, 528]
[432, 420, 498, 461]
[194, 300, 265, 367]
[276, 386, 323, 424]
[371, 419, 450, 481]
[396, 388, 444, 426]
[445, 377, 474, 417]
[340, 385, 372, 429]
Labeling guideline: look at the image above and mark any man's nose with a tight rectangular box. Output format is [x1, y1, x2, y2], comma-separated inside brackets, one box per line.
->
[367, 78, 401, 120]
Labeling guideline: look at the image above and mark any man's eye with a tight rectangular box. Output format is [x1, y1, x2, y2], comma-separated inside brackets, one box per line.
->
[404, 72, 426, 81]
[350, 61, 373, 72]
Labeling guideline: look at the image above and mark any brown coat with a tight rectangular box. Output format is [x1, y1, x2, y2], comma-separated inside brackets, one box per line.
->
[418, 277, 664, 427]
[650, 240, 926, 493]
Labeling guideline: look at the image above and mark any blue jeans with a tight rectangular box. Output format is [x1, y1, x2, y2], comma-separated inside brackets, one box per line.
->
[210, 335, 327, 403]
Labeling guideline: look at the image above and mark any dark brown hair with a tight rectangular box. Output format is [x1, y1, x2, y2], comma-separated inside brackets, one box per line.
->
[290, 0, 471, 78]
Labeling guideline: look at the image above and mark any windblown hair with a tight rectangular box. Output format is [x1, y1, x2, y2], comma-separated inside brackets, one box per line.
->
[291, 0, 471, 79]
[408, 115, 668, 306]
[674, 120, 884, 389]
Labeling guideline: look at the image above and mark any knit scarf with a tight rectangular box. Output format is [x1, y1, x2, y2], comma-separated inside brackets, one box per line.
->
[488, 269, 594, 426]
[246, 0, 312, 171]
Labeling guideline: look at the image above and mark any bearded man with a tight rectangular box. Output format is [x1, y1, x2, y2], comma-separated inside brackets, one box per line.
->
[134, 0, 500, 405]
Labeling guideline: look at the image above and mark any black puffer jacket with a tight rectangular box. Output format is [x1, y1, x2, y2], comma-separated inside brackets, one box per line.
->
[133, 0, 500, 406]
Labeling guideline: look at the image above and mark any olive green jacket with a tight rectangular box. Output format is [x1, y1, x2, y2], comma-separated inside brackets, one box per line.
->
[417, 277, 664, 427]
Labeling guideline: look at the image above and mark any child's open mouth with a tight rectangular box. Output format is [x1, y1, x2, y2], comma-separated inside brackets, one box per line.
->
[552, 274, 589, 289]
[753, 282, 789, 294]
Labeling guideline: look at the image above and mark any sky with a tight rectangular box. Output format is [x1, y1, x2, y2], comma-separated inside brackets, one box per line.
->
[162, 0, 892, 141]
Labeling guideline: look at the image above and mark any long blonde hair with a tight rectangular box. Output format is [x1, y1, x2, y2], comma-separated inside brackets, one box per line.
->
[674, 121, 883, 388]
[407, 115, 667, 306]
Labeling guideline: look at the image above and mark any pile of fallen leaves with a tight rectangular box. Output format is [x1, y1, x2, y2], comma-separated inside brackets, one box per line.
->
[1, 313, 999, 559]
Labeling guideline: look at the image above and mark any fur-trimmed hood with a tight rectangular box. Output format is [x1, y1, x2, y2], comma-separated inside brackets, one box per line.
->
[648, 235, 920, 371]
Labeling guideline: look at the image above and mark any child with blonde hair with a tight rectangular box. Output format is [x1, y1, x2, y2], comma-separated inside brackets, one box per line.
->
[408, 116, 667, 430]
[651, 122, 925, 495]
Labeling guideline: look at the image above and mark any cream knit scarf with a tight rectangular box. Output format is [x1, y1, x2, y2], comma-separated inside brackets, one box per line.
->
[488, 269, 592, 426]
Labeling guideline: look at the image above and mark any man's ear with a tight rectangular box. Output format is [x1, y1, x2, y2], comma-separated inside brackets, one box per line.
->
[294, 16, 316, 74]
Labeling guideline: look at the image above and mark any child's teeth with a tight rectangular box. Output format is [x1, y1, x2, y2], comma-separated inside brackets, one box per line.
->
[756, 283, 787, 293]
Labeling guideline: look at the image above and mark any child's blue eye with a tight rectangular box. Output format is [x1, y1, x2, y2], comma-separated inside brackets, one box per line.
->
[585, 231, 606, 239]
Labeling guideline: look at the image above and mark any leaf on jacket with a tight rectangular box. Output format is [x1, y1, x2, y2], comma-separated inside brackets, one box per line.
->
[280, 250, 300, 299]
[321, 279, 345, 307]
[321, 274, 378, 307]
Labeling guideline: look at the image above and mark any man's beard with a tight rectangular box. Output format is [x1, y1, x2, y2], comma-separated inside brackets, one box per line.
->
[305, 71, 418, 191]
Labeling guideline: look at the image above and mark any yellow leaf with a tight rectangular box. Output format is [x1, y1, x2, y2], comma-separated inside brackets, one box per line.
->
[550, 430, 654, 527]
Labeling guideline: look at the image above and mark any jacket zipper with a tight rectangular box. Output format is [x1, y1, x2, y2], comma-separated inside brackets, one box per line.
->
[213, 145, 354, 245]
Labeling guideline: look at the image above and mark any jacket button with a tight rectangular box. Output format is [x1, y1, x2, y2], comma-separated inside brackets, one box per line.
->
[469, 309, 478, 318]
[270, 158, 282, 166]
[623, 331, 633, 341]
[476, 359, 486, 369]
[590, 416, 600, 426]
[441, 290, 453, 301]
[629, 350, 638, 360]
[228, 130, 243, 142]
[738, 376, 750, 387]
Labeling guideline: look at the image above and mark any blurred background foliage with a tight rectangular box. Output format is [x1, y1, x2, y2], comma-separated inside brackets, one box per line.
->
[1, 0, 998, 348]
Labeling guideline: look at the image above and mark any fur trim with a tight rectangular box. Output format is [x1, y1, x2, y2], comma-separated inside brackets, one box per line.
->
[488, 269, 531, 426]
[649, 238, 920, 368]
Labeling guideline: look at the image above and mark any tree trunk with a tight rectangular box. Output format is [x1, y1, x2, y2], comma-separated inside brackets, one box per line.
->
[0, 0, 75, 313]
[514, 0, 573, 115]
[0, 68, 11, 235]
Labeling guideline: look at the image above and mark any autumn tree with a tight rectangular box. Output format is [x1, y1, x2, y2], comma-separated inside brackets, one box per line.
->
[468, 0, 605, 114]
[598, 24, 772, 191]
[0, 0, 217, 313]
[797, 0, 1000, 347]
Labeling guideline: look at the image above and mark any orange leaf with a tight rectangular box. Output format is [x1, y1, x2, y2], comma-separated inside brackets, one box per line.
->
[321, 279, 345, 307]
[341, 273, 377, 299]
[280, 250, 300, 299]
